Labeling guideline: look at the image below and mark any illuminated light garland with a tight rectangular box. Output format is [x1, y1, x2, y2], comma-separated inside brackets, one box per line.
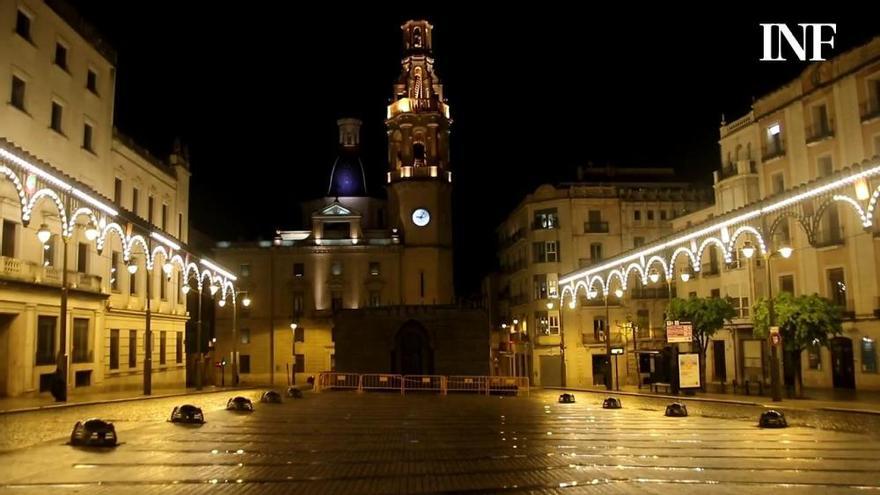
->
[559, 160, 880, 286]
[151, 232, 181, 251]
[200, 258, 237, 282]
[831, 194, 872, 228]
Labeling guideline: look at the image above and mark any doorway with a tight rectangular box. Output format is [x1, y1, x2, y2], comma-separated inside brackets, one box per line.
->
[392, 321, 433, 375]
[592, 354, 609, 387]
[712, 340, 727, 382]
[830, 337, 855, 389]
[539, 355, 562, 387]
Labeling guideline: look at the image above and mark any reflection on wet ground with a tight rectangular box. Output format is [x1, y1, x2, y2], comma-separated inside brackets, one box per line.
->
[0, 389, 878, 494]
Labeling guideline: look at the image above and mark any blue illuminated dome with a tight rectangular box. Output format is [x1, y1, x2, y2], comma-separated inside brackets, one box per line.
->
[328, 118, 368, 197]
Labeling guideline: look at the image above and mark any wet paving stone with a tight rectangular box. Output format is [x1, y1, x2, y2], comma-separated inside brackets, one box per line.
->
[0, 389, 878, 494]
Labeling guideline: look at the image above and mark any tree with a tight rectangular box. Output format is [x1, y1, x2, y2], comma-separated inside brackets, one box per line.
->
[752, 292, 842, 397]
[666, 296, 736, 390]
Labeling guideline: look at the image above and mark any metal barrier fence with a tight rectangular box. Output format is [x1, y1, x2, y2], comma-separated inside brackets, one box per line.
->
[315, 372, 529, 396]
[403, 375, 446, 394]
[316, 372, 361, 392]
[360, 373, 404, 393]
[447, 375, 488, 394]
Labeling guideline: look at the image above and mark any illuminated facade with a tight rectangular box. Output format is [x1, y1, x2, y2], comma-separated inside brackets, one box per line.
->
[559, 36, 880, 391]
[0, 0, 235, 397]
[491, 168, 712, 386]
[213, 20, 477, 384]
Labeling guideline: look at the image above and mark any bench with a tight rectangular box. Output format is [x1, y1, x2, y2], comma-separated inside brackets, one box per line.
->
[651, 382, 672, 394]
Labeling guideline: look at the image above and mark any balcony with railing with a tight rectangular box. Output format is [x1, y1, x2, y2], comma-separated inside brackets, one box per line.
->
[499, 228, 527, 250]
[718, 160, 757, 181]
[814, 226, 845, 248]
[861, 99, 880, 123]
[701, 262, 721, 277]
[629, 287, 672, 300]
[805, 119, 835, 145]
[762, 138, 786, 161]
[536, 332, 561, 347]
[584, 221, 609, 234]
[0, 256, 102, 293]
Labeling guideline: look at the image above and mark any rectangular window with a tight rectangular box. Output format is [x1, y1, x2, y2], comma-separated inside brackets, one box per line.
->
[294, 326, 305, 343]
[331, 291, 343, 312]
[239, 263, 250, 277]
[293, 262, 304, 277]
[293, 291, 304, 317]
[178, 213, 184, 238]
[771, 173, 785, 194]
[240, 328, 250, 344]
[72, 318, 90, 363]
[54, 43, 68, 70]
[128, 330, 137, 368]
[36, 316, 57, 365]
[807, 342, 822, 370]
[779, 275, 794, 295]
[109, 329, 119, 370]
[660, 210, 668, 221]
[110, 251, 120, 292]
[148, 196, 154, 224]
[50, 102, 63, 133]
[129, 268, 137, 295]
[633, 236, 645, 248]
[2, 220, 15, 257]
[710, 288, 721, 299]
[295, 354, 305, 373]
[10, 75, 25, 111]
[546, 241, 559, 262]
[159, 331, 166, 365]
[369, 262, 380, 276]
[176, 332, 183, 363]
[589, 242, 603, 263]
[817, 155, 833, 178]
[369, 290, 381, 307]
[547, 312, 560, 335]
[636, 309, 650, 334]
[593, 317, 606, 342]
[43, 234, 55, 267]
[862, 338, 877, 373]
[15, 10, 31, 40]
[533, 208, 558, 229]
[132, 188, 139, 215]
[827, 268, 847, 308]
[159, 271, 167, 300]
[82, 123, 94, 152]
[647, 210, 655, 221]
[161, 203, 167, 230]
[533, 274, 548, 300]
[114, 178, 122, 205]
[532, 242, 546, 263]
[240, 355, 251, 374]
[77, 242, 87, 273]
[86, 69, 98, 94]
[534, 310, 549, 335]
[419, 272, 425, 298]
[633, 210, 641, 221]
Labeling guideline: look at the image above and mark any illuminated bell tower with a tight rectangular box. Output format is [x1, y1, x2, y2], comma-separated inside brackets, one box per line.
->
[386, 19, 454, 305]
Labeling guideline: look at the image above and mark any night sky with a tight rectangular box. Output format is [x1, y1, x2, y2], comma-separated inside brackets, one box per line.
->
[66, 3, 878, 295]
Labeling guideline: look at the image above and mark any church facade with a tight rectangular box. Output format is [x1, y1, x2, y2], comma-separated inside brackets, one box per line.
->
[212, 20, 488, 385]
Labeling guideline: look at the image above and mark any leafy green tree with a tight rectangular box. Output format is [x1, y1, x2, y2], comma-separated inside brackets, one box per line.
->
[666, 296, 736, 390]
[752, 292, 843, 397]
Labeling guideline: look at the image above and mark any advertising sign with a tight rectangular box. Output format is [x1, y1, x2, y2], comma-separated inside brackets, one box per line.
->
[678, 353, 701, 389]
[666, 320, 693, 343]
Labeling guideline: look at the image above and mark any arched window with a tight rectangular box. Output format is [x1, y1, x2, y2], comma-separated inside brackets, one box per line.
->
[413, 142, 426, 165]
[412, 67, 423, 99]
[413, 27, 422, 47]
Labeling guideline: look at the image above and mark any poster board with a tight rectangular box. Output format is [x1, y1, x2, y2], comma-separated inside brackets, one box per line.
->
[666, 320, 693, 343]
[678, 353, 701, 389]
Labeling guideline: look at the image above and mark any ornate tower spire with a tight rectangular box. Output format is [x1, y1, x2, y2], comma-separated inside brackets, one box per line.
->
[386, 20, 451, 178]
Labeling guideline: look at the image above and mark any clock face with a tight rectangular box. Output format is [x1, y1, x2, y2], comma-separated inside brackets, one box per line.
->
[411, 208, 431, 227]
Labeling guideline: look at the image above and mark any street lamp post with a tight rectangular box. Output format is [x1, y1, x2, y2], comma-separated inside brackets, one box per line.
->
[219, 289, 250, 387]
[181, 279, 204, 390]
[290, 322, 298, 385]
[143, 236, 153, 396]
[39, 219, 68, 402]
[742, 239, 789, 402]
